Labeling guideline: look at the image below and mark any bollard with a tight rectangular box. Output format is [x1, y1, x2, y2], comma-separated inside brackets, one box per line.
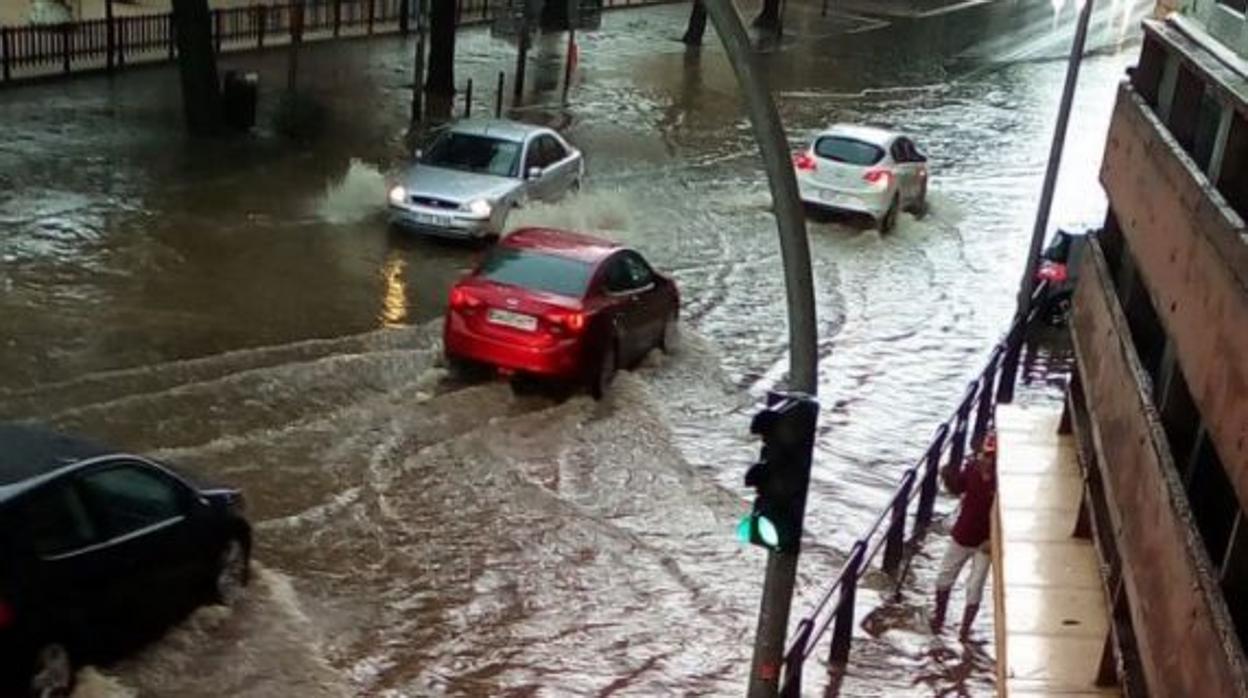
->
[463, 78, 473, 118]
[494, 70, 504, 117]
[821, 0, 828, 16]
[257, 5, 266, 47]
[2, 28, 10, 83]
[164, 14, 172, 60]
[915, 424, 948, 529]
[368, 0, 376, 34]
[334, 0, 342, 36]
[829, 542, 864, 665]
[882, 474, 914, 576]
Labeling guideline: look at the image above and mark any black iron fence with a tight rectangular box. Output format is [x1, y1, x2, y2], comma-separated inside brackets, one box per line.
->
[0, 0, 667, 84]
[777, 281, 1050, 697]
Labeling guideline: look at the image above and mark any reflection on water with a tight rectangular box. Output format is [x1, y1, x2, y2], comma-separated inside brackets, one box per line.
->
[379, 253, 409, 328]
[0, 0, 1150, 694]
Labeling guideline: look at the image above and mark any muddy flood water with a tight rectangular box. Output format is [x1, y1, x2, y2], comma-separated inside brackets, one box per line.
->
[0, 0, 1148, 694]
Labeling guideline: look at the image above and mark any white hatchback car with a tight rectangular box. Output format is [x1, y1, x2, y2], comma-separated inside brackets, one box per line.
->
[793, 125, 929, 233]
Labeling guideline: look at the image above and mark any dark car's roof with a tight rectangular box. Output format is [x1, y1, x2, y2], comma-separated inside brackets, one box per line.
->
[501, 227, 624, 264]
[0, 423, 113, 489]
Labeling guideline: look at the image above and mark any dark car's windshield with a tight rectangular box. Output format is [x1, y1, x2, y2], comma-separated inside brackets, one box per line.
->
[814, 136, 885, 166]
[423, 132, 521, 177]
[478, 248, 592, 298]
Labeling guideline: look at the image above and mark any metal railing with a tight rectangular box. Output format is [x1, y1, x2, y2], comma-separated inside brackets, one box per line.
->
[0, 0, 674, 84]
[777, 280, 1049, 697]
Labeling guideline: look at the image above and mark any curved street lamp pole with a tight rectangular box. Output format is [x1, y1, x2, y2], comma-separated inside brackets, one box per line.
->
[697, 0, 818, 695]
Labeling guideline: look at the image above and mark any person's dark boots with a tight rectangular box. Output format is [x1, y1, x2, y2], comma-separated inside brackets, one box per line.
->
[931, 588, 951, 633]
[959, 603, 980, 639]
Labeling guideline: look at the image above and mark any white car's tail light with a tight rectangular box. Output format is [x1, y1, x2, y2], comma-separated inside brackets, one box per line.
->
[863, 169, 893, 189]
[792, 152, 817, 172]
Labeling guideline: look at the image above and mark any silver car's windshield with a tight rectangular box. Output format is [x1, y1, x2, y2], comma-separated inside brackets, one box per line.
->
[424, 132, 522, 177]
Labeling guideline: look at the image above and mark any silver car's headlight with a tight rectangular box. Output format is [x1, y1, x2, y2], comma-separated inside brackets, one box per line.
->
[388, 185, 407, 206]
[464, 199, 493, 217]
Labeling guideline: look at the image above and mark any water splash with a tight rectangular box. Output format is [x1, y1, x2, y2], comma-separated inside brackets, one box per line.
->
[504, 186, 637, 236]
[314, 158, 387, 225]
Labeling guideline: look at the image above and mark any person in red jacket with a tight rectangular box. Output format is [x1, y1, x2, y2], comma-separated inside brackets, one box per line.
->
[931, 431, 997, 639]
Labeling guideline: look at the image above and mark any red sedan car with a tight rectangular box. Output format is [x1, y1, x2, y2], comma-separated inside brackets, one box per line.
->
[443, 227, 680, 398]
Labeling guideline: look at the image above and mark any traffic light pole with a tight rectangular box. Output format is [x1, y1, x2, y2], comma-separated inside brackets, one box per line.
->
[698, 0, 818, 696]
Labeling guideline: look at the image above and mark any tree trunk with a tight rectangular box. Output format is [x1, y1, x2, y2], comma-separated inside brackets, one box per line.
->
[753, 0, 780, 32]
[425, 0, 456, 97]
[682, 0, 707, 45]
[170, 0, 223, 135]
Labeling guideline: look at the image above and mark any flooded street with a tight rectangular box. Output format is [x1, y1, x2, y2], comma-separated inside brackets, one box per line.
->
[0, 0, 1148, 694]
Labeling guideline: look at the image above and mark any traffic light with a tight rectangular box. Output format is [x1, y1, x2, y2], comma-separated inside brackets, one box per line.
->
[738, 391, 819, 553]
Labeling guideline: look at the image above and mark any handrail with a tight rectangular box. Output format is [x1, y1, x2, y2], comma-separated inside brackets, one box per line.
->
[777, 280, 1050, 696]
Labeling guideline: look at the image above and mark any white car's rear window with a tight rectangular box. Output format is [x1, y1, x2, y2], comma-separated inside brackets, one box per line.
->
[814, 137, 884, 166]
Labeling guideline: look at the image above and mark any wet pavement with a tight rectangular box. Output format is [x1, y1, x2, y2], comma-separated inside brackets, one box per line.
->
[0, 0, 1148, 694]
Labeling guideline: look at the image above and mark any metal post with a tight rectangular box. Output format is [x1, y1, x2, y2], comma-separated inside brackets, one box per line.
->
[368, 0, 376, 34]
[828, 543, 864, 666]
[971, 355, 999, 450]
[561, 28, 575, 103]
[698, 0, 816, 694]
[410, 0, 425, 122]
[512, 18, 528, 102]
[463, 77, 472, 117]
[916, 425, 948, 529]
[820, 0, 828, 17]
[882, 475, 913, 576]
[334, 0, 341, 36]
[495, 69, 504, 117]
[164, 14, 172, 60]
[1, 28, 10, 83]
[106, 0, 115, 71]
[61, 22, 71, 74]
[948, 395, 973, 476]
[213, 8, 222, 54]
[399, 0, 410, 33]
[257, 5, 266, 48]
[999, 0, 1095, 403]
[778, 620, 812, 698]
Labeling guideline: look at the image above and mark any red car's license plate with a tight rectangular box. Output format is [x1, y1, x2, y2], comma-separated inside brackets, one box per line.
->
[487, 308, 537, 331]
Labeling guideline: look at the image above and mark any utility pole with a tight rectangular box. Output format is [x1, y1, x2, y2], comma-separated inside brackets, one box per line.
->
[998, 0, 1094, 403]
[698, 0, 817, 695]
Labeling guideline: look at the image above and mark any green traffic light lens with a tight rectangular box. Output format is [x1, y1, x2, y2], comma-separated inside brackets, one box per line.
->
[757, 515, 780, 548]
[737, 515, 752, 544]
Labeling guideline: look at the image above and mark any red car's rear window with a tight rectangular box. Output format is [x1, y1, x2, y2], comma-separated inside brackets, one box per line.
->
[479, 248, 593, 298]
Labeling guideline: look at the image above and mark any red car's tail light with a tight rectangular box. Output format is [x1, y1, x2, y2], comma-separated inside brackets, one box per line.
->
[863, 168, 893, 186]
[546, 311, 586, 334]
[0, 599, 15, 629]
[792, 152, 817, 172]
[449, 288, 482, 311]
[1036, 261, 1069, 283]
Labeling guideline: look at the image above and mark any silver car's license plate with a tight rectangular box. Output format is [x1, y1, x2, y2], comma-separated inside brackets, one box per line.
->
[414, 212, 451, 227]
[488, 308, 537, 331]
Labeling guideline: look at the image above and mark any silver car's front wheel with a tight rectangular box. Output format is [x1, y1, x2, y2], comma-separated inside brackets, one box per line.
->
[29, 643, 72, 698]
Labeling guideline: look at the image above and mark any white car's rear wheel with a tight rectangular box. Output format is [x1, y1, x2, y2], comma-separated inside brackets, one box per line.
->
[878, 196, 899, 233]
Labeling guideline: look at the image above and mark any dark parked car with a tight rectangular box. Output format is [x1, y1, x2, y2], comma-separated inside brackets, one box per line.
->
[0, 424, 251, 698]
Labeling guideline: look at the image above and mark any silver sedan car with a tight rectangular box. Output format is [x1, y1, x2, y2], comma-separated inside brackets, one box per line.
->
[387, 119, 584, 240]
